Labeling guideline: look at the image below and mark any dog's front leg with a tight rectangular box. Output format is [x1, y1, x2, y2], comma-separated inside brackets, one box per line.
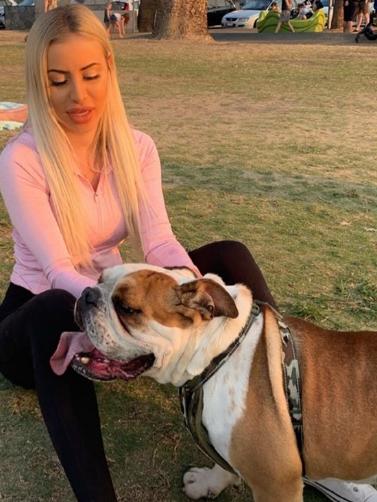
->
[183, 463, 241, 499]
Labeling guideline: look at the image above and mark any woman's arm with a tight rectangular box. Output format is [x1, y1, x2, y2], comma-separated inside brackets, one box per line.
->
[0, 139, 96, 298]
[135, 131, 200, 276]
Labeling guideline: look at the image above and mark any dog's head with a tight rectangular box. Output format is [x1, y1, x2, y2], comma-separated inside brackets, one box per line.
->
[72, 263, 242, 385]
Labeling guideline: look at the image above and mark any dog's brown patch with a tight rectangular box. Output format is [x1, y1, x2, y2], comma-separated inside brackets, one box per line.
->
[112, 271, 238, 332]
[112, 270, 201, 329]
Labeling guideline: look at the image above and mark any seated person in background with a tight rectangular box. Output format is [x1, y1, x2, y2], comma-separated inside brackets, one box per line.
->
[296, 2, 308, 18]
[312, 0, 324, 11]
[303, 0, 314, 17]
[269, 1, 280, 12]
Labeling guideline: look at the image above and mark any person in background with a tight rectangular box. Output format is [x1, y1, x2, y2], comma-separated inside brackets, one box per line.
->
[344, 0, 357, 31]
[269, 1, 280, 13]
[296, 3, 307, 19]
[104, 1, 111, 32]
[275, 0, 295, 31]
[355, 0, 370, 30]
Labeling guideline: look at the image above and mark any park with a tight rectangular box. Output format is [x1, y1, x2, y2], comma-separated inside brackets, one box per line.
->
[0, 18, 377, 502]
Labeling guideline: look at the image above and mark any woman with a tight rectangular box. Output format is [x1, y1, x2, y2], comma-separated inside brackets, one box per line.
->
[0, 5, 375, 502]
[355, 0, 371, 31]
[0, 5, 273, 500]
[344, 0, 357, 31]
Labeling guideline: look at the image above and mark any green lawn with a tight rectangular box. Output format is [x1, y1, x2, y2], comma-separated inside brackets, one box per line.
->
[0, 29, 376, 501]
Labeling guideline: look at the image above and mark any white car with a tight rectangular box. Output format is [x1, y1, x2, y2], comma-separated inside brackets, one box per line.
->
[221, 0, 273, 28]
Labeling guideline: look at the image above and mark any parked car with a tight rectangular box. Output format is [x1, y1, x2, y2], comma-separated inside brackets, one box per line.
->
[17, 0, 35, 6]
[221, 0, 274, 28]
[0, 0, 16, 28]
[208, 1, 237, 27]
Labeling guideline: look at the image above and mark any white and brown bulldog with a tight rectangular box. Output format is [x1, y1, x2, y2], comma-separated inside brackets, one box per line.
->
[72, 263, 377, 502]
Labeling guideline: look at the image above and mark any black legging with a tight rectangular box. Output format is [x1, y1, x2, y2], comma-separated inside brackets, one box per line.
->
[0, 240, 275, 502]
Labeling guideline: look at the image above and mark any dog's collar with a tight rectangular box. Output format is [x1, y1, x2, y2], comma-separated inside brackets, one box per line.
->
[179, 302, 261, 474]
[179, 302, 304, 476]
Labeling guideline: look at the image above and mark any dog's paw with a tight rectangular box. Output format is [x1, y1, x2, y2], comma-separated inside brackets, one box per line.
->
[183, 465, 239, 500]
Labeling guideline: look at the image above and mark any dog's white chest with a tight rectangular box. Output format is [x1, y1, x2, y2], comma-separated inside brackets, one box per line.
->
[201, 314, 263, 467]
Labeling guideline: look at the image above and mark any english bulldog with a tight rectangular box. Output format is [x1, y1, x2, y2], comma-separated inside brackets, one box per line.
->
[72, 263, 377, 502]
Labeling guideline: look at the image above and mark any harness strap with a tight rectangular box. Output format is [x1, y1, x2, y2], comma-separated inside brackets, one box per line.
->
[279, 318, 305, 473]
[179, 302, 305, 476]
[180, 379, 236, 474]
[180, 302, 260, 474]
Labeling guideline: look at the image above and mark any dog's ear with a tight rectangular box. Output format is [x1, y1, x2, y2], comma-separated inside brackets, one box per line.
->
[175, 279, 238, 320]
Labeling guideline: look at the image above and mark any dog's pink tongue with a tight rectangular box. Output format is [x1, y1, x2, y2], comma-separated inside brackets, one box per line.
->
[50, 332, 95, 376]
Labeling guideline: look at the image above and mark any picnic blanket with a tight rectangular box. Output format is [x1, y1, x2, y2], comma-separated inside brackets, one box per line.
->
[0, 102, 27, 131]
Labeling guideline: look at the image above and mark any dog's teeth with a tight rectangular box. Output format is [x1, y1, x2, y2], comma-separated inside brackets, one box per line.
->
[80, 356, 90, 365]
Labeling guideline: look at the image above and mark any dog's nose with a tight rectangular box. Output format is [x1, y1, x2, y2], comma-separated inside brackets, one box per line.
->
[82, 287, 101, 307]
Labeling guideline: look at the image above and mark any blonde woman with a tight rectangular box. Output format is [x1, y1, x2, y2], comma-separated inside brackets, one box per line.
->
[0, 5, 277, 499]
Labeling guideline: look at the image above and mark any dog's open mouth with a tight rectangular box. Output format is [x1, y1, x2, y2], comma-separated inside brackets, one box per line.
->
[71, 349, 155, 382]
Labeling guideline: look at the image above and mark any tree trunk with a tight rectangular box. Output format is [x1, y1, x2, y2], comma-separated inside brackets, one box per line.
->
[153, 0, 210, 40]
[138, 0, 160, 32]
[331, 0, 344, 29]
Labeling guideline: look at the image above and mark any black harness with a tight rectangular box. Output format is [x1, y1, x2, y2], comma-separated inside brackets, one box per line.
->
[179, 302, 304, 475]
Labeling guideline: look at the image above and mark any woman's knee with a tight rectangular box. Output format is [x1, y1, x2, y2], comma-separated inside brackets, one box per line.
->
[26, 289, 77, 346]
[216, 240, 254, 259]
[205, 240, 257, 267]
[31, 289, 76, 318]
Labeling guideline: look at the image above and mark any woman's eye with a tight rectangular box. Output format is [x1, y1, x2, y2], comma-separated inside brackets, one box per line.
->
[84, 75, 100, 81]
[50, 80, 67, 86]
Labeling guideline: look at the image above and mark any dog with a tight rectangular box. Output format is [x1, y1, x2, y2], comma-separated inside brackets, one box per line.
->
[72, 263, 377, 502]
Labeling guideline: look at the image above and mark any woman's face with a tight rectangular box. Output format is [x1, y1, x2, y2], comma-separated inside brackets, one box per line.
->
[47, 33, 110, 142]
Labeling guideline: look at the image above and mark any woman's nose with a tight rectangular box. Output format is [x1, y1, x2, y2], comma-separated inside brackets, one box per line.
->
[70, 78, 86, 103]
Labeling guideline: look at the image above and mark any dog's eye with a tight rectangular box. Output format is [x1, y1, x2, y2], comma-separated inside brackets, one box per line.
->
[113, 297, 141, 316]
[207, 304, 214, 314]
[119, 305, 141, 316]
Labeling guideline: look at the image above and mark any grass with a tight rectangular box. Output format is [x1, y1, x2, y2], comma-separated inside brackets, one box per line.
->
[0, 28, 377, 501]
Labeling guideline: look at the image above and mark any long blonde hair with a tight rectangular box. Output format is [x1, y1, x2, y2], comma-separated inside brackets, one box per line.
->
[25, 4, 144, 267]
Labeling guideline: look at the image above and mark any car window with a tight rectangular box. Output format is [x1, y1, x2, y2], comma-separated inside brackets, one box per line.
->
[242, 0, 270, 9]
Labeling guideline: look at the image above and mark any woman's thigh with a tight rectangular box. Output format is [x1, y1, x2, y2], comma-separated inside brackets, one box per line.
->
[188, 240, 277, 308]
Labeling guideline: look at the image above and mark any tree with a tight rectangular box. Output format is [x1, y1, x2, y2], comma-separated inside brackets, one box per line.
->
[139, 0, 210, 40]
[138, 0, 160, 32]
[331, 0, 344, 29]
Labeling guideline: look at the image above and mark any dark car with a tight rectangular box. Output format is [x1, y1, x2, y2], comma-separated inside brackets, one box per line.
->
[208, 1, 237, 27]
[0, 0, 17, 28]
[208, 6, 236, 27]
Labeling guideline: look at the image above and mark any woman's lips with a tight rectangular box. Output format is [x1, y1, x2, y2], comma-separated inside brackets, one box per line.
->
[67, 108, 94, 124]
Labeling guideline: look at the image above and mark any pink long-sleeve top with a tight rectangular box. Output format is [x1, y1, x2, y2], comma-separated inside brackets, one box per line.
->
[0, 128, 197, 298]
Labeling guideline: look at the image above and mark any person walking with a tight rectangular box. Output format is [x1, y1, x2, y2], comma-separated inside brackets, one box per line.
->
[275, 0, 295, 32]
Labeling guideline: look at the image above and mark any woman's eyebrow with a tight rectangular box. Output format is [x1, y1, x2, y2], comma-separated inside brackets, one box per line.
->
[48, 63, 101, 74]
